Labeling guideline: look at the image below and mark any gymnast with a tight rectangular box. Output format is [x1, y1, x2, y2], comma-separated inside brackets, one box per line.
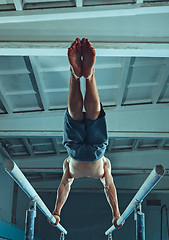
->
[48, 38, 124, 229]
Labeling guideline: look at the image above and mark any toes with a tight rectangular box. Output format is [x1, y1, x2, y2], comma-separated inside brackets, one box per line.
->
[68, 39, 82, 55]
[71, 39, 81, 52]
[68, 47, 74, 56]
[69, 38, 95, 56]
[71, 41, 77, 48]
[90, 46, 96, 54]
[76, 38, 81, 44]
[81, 38, 96, 56]
[75, 39, 81, 52]
[86, 39, 90, 44]
[86, 39, 92, 46]
[81, 38, 87, 53]
[72, 44, 76, 50]
[82, 38, 86, 45]
[82, 38, 92, 48]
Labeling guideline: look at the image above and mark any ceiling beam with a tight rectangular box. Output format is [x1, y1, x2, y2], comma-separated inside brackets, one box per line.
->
[38, 59, 169, 73]
[75, 0, 83, 7]
[52, 138, 60, 155]
[14, 149, 169, 169]
[116, 57, 133, 107]
[152, 62, 169, 104]
[0, 0, 14, 3]
[13, 0, 23, 10]
[13, 149, 169, 191]
[0, 4, 169, 23]
[0, 104, 169, 138]
[0, 143, 11, 159]
[136, 0, 143, 3]
[0, 81, 13, 114]
[158, 139, 167, 149]
[0, 151, 5, 164]
[20, 167, 167, 175]
[29, 56, 49, 111]
[1, 42, 169, 57]
[24, 0, 68, 2]
[22, 138, 34, 156]
[108, 138, 115, 152]
[24, 56, 49, 111]
[0, 69, 29, 75]
[23, 169, 167, 193]
[1, 131, 169, 138]
[132, 139, 140, 150]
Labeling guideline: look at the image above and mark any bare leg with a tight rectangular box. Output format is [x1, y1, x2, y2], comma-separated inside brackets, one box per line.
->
[82, 38, 100, 120]
[67, 38, 101, 120]
[68, 72, 83, 121]
[84, 72, 101, 120]
[67, 38, 83, 121]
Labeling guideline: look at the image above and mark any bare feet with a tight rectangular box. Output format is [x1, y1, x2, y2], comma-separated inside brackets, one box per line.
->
[68, 38, 82, 78]
[81, 38, 96, 79]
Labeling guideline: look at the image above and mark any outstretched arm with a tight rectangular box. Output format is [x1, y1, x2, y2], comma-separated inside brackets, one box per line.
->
[100, 158, 124, 229]
[49, 158, 74, 226]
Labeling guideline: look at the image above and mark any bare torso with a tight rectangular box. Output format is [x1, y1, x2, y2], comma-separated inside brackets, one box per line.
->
[66, 156, 107, 179]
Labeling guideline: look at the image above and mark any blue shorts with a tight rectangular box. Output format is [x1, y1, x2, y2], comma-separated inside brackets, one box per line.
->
[63, 104, 108, 162]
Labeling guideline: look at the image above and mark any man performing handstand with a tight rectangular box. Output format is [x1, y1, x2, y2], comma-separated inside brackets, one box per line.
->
[49, 38, 124, 229]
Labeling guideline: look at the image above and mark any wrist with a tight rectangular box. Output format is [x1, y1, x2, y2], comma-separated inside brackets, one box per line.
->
[53, 211, 60, 216]
[113, 211, 120, 218]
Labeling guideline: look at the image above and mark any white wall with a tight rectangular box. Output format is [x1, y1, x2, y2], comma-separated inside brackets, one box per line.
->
[0, 155, 14, 222]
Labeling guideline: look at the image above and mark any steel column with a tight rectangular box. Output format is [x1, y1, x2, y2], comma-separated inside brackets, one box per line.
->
[5, 160, 67, 235]
[105, 165, 165, 235]
[60, 232, 65, 240]
[25, 200, 36, 240]
[135, 204, 145, 240]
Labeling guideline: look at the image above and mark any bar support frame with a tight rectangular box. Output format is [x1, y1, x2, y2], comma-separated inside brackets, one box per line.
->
[60, 232, 65, 240]
[25, 200, 36, 240]
[134, 203, 145, 240]
[105, 165, 165, 235]
[108, 232, 112, 240]
[5, 160, 67, 235]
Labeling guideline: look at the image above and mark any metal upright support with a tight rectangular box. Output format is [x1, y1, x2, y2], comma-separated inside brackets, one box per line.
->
[108, 232, 112, 240]
[134, 203, 145, 240]
[5, 160, 67, 235]
[60, 232, 65, 240]
[25, 200, 36, 240]
[105, 165, 165, 235]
